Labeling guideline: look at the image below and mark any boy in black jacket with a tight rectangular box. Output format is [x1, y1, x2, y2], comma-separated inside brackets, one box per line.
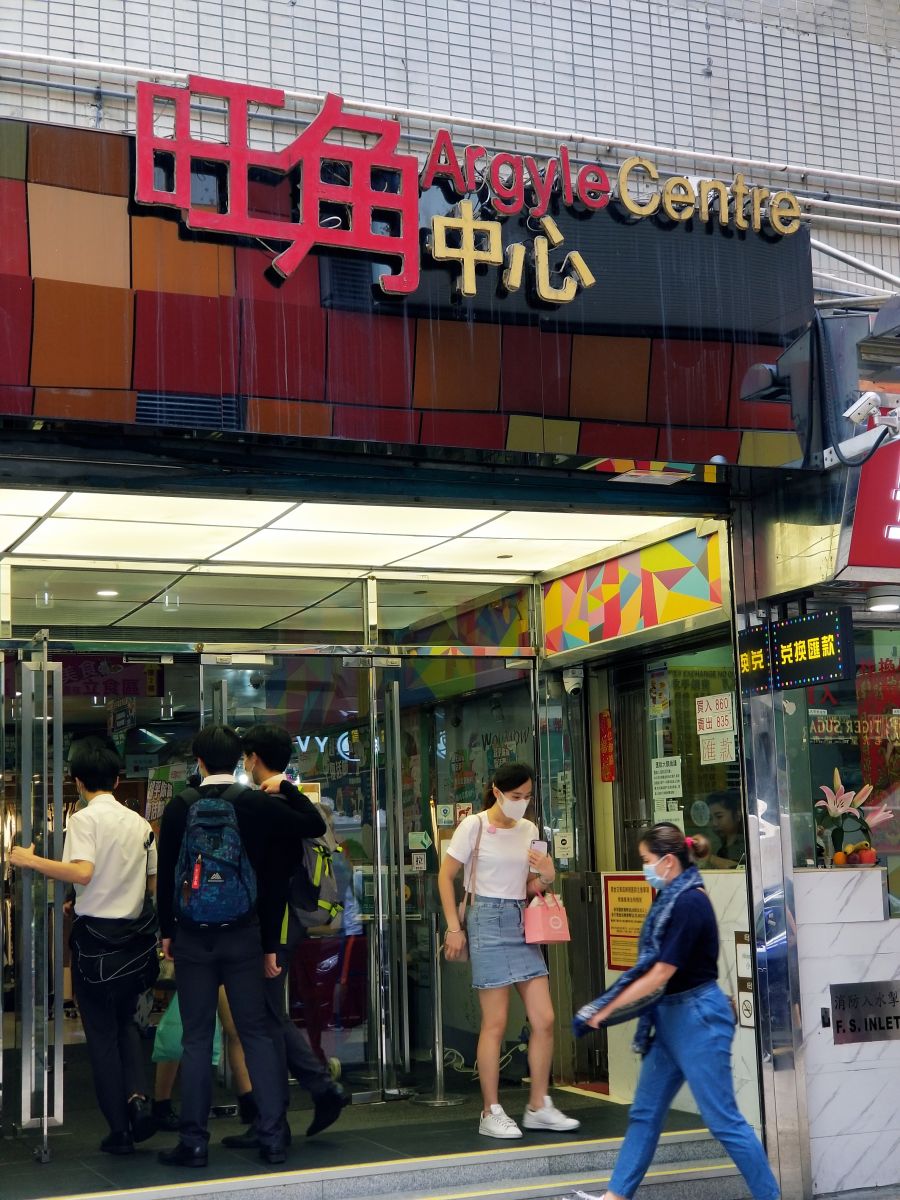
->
[155, 724, 325, 1168]
[219, 724, 348, 1151]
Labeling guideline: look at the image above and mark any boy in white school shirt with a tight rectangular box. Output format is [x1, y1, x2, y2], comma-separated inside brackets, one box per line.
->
[10, 735, 158, 1155]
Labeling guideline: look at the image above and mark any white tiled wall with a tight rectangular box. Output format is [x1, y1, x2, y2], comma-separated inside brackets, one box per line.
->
[0, 1, 897, 285]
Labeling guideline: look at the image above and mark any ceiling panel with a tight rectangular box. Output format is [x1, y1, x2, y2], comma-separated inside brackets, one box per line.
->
[55, 493, 296, 527]
[273, 503, 502, 537]
[160, 574, 359, 608]
[213, 529, 448, 566]
[16, 518, 254, 559]
[0, 489, 66, 517]
[13, 599, 136, 625]
[12, 567, 182, 602]
[470, 511, 676, 541]
[0, 516, 53, 551]
[393, 538, 611, 572]
[265, 608, 365, 631]
[115, 603, 297, 629]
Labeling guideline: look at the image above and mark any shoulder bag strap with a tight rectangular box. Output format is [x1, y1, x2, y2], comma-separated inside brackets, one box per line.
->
[459, 814, 485, 924]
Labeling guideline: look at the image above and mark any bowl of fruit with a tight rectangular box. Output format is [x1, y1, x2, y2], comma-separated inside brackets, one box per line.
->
[832, 841, 879, 867]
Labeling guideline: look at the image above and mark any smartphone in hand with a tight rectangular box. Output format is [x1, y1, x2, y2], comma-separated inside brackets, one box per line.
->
[530, 839, 548, 856]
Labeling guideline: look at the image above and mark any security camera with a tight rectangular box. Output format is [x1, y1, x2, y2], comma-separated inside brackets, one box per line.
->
[844, 391, 883, 426]
[562, 669, 584, 697]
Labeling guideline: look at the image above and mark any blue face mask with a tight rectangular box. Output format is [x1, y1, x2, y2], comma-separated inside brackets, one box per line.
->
[643, 858, 669, 889]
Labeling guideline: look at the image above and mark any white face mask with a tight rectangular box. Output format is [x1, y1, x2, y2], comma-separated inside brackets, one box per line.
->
[496, 791, 531, 822]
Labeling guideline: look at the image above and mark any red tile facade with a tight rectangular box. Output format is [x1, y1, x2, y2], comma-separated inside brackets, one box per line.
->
[0, 116, 799, 468]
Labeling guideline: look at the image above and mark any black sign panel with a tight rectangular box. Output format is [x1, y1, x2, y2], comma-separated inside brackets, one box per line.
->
[739, 608, 855, 695]
[831, 981, 900, 1045]
[737, 625, 772, 696]
[320, 187, 813, 343]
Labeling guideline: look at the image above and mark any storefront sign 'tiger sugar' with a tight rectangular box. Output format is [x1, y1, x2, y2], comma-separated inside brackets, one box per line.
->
[134, 74, 802, 305]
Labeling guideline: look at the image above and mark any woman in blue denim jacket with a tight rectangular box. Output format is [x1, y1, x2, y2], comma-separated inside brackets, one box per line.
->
[578, 823, 779, 1200]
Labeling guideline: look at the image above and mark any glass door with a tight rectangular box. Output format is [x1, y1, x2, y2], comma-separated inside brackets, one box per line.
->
[1, 643, 202, 1157]
[2, 634, 65, 1159]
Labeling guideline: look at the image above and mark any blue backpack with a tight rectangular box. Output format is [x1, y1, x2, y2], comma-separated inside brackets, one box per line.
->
[174, 784, 257, 927]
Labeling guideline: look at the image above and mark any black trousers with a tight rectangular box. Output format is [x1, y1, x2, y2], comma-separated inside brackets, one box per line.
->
[264, 947, 332, 1109]
[174, 922, 284, 1149]
[72, 963, 148, 1136]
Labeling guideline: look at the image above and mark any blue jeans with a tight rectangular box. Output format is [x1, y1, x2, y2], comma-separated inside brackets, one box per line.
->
[609, 982, 779, 1200]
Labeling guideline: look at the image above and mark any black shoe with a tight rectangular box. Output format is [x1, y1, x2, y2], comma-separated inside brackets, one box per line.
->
[128, 1095, 157, 1144]
[100, 1132, 135, 1156]
[158, 1142, 209, 1168]
[306, 1086, 349, 1137]
[258, 1141, 287, 1165]
[221, 1126, 260, 1150]
[152, 1101, 181, 1133]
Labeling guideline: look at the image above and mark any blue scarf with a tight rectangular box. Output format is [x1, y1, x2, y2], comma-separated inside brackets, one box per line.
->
[572, 865, 704, 1054]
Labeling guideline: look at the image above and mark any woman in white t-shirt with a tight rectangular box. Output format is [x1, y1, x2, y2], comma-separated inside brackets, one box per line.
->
[438, 763, 580, 1140]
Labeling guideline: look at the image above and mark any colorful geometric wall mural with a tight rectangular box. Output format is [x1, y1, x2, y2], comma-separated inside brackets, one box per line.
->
[543, 529, 723, 653]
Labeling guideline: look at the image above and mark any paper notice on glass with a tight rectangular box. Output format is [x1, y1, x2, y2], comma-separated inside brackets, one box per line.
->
[653, 798, 685, 831]
[651, 756, 683, 802]
[699, 731, 736, 764]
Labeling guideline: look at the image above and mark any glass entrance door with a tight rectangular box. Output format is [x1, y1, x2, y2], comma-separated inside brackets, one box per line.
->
[0, 641, 540, 1153]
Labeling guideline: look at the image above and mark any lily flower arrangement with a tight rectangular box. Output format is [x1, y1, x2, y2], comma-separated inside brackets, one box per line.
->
[815, 768, 894, 859]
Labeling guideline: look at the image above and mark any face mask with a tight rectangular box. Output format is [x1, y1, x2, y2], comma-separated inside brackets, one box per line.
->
[497, 791, 530, 822]
[643, 858, 669, 889]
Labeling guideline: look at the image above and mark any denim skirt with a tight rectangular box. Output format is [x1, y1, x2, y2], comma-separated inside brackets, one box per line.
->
[467, 897, 549, 990]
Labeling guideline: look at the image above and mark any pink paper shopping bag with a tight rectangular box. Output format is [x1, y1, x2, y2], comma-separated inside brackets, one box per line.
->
[524, 893, 571, 944]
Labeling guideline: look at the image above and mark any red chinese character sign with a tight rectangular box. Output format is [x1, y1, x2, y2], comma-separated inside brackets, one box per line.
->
[135, 74, 420, 294]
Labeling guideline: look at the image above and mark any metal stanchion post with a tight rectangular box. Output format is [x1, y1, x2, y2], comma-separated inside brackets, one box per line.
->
[411, 913, 464, 1106]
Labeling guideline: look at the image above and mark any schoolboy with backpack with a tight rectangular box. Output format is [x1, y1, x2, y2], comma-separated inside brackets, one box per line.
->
[155, 724, 326, 1168]
[221, 724, 349, 1150]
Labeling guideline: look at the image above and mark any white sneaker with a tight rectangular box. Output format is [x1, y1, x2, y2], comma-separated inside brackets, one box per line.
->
[522, 1095, 581, 1132]
[479, 1104, 523, 1139]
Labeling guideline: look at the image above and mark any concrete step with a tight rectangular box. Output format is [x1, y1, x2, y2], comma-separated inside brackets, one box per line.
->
[82, 1131, 734, 1200]
[363, 1159, 748, 1200]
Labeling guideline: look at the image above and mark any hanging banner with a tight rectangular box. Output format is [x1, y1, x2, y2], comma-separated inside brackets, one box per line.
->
[599, 710, 616, 782]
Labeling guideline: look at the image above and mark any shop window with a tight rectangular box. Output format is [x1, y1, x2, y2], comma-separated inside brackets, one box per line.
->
[645, 644, 745, 870]
[787, 631, 900, 910]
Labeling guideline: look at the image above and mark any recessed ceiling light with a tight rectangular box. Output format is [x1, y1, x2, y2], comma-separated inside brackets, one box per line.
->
[867, 586, 900, 613]
[96, 589, 119, 597]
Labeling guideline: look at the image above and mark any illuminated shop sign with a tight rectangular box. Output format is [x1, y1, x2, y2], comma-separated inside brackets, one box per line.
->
[135, 75, 802, 306]
[738, 608, 855, 695]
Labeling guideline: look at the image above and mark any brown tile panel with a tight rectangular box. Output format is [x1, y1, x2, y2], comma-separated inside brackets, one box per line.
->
[578, 421, 659, 458]
[246, 398, 333, 437]
[570, 335, 652, 421]
[647, 339, 733, 428]
[239, 298, 326, 402]
[500, 327, 571, 416]
[419, 410, 507, 449]
[133, 292, 237, 395]
[413, 320, 501, 411]
[0, 179, 29, 276]
[28, 125, 130, 196]
[0, 120, 27, 181]
[326, 311, 414, 408]
[31, 280, 133, 389]
[29, 185, 131, 288]
[0, 386, 34, 415]
[34, 388, 137, 423]
[132, 214, 235, 297]
[0, 273, 33, 385]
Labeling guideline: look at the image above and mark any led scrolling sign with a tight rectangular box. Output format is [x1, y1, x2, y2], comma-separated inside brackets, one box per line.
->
[738, 608, 856, 696]
[135, 75, 803, 306]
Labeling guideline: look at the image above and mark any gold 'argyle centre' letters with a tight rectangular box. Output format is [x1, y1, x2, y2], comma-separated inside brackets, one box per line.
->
[617, 156, 801, 236]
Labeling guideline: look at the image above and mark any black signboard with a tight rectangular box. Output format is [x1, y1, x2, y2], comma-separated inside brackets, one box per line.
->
[738, 624, 772, 696]
[831, 981, 900, 1045]
[739, 608, 855, 695]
